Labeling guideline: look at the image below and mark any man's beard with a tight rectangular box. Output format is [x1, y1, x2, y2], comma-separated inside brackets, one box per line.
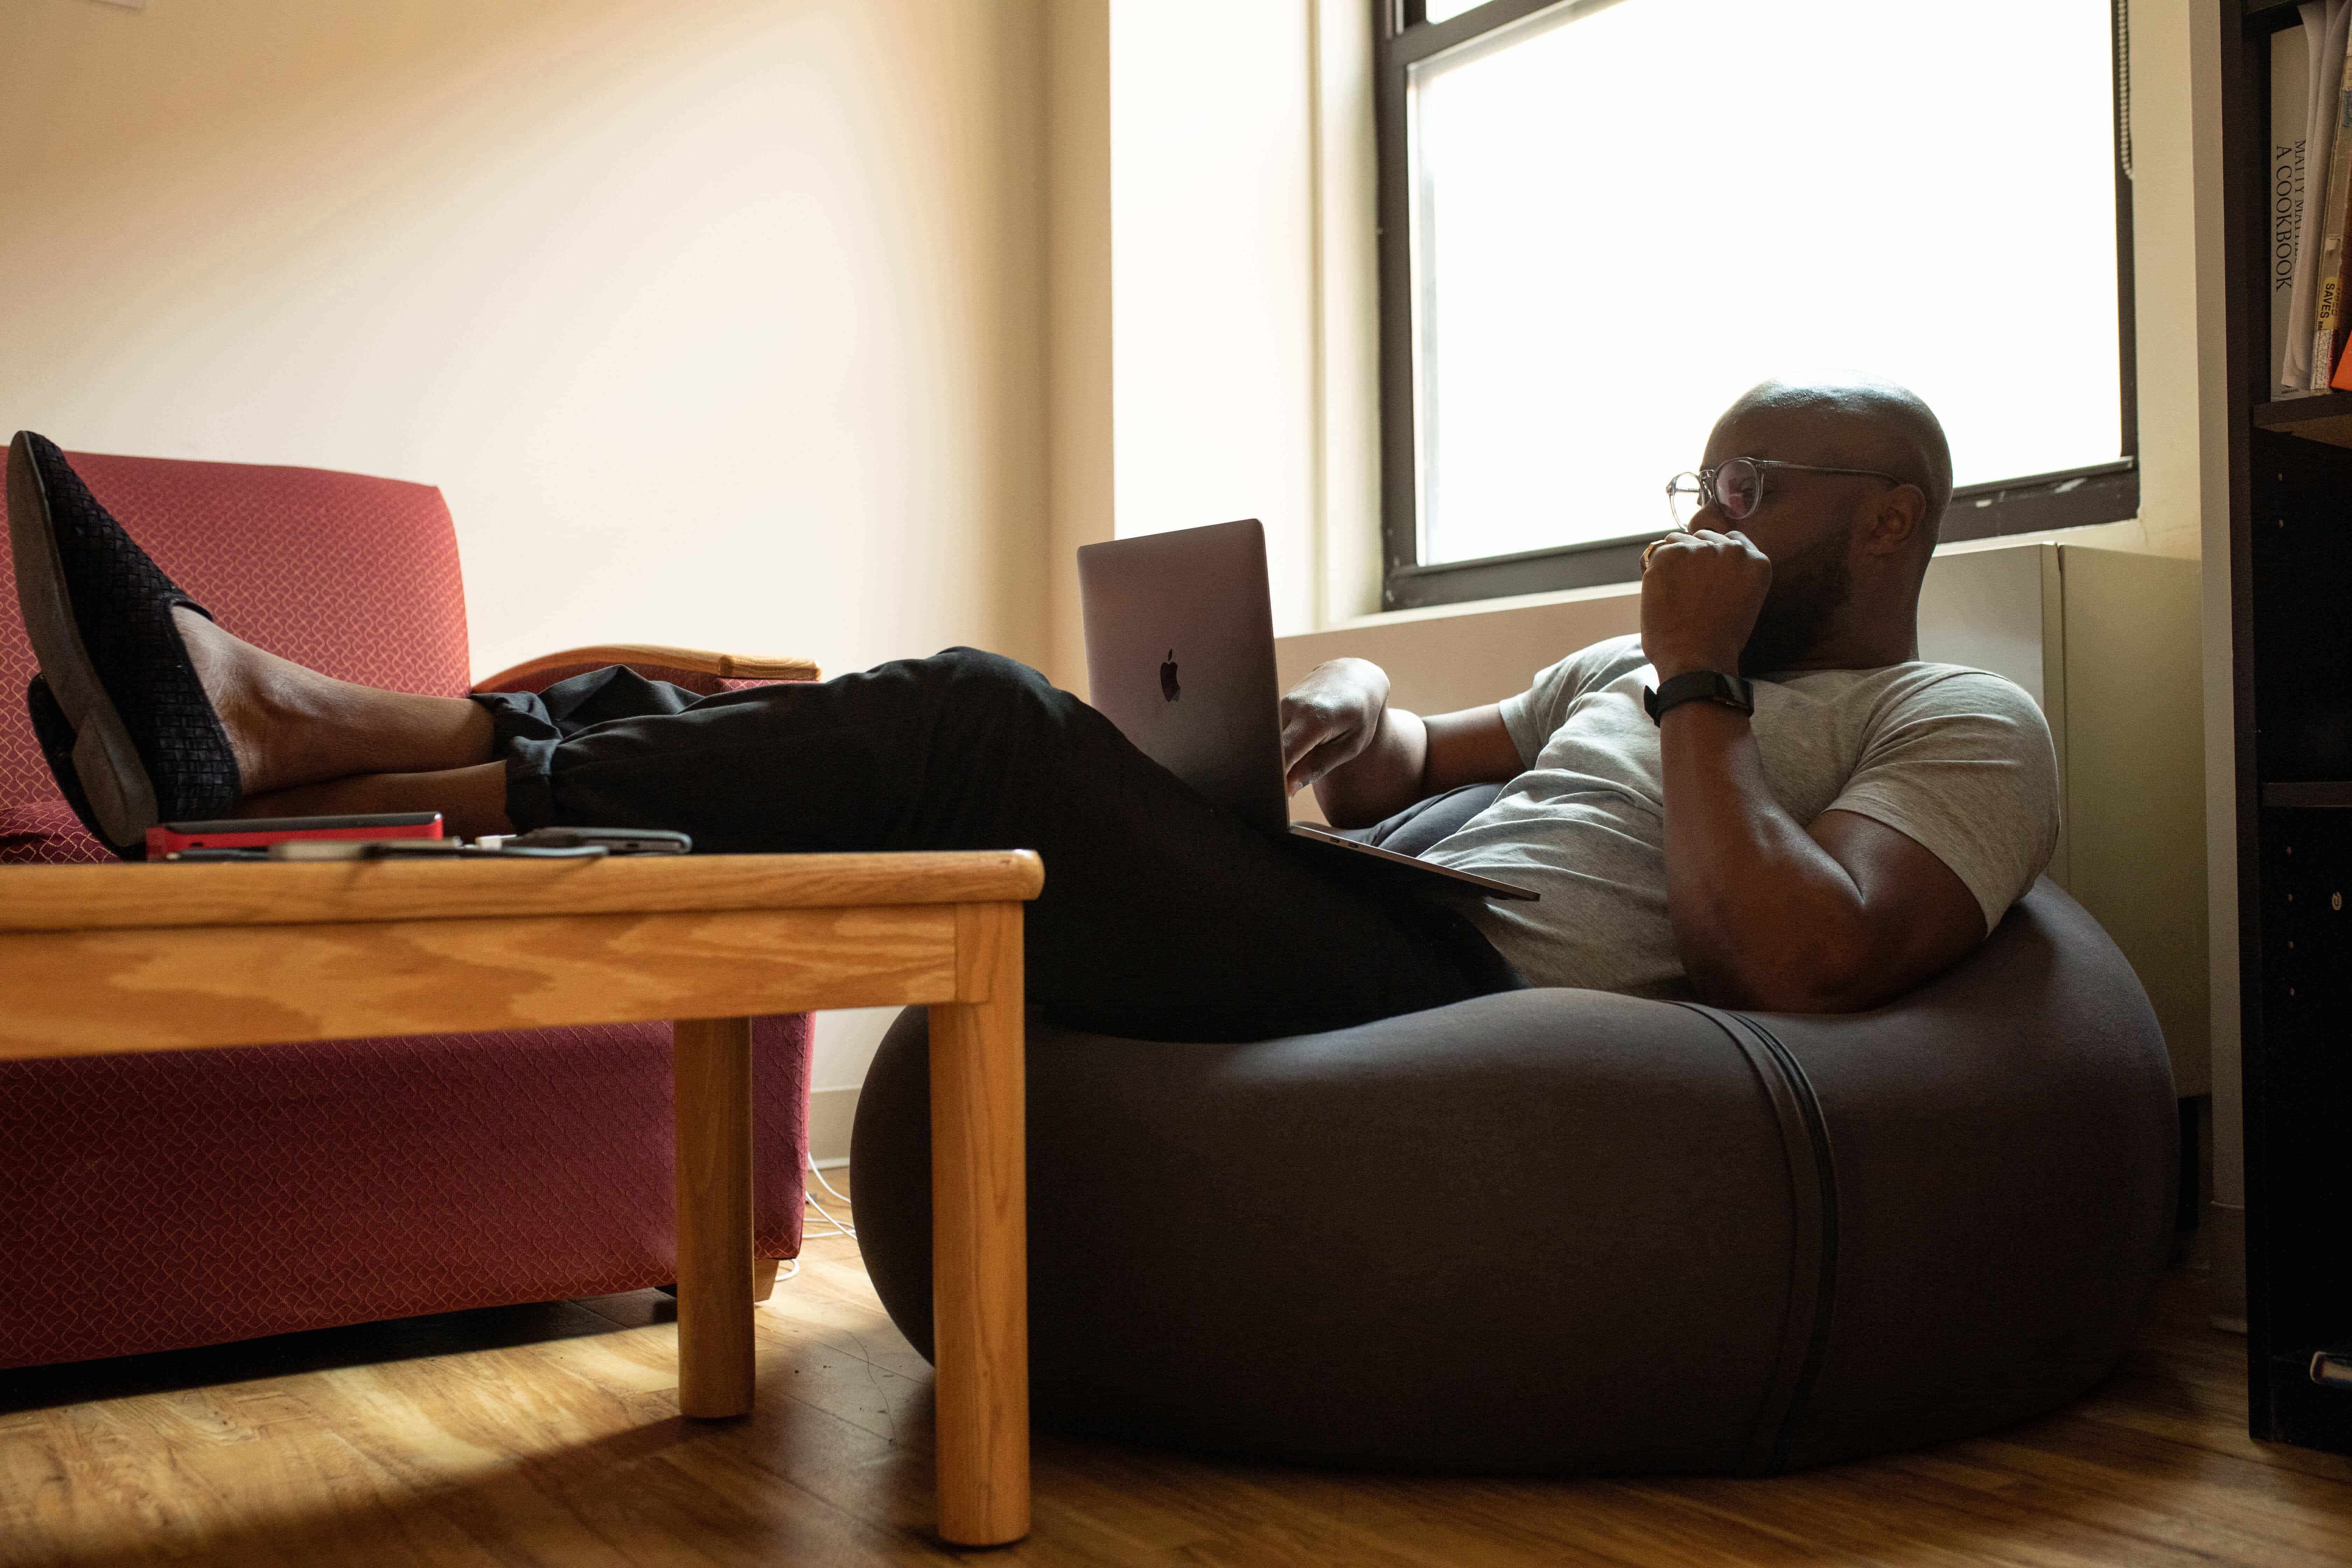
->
[1740, 530, 1851, 676]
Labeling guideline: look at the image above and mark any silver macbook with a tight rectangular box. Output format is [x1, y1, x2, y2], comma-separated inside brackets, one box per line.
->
[1077, 519, 1535, 902]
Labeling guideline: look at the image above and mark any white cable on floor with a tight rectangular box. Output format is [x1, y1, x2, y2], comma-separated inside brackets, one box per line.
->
[800, 1154, 857, 1241]
[811, 1165, 853, 1207]
[803, 1192, 856, 1241]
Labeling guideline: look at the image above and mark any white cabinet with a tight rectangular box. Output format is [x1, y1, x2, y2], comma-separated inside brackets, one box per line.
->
[1921, 545, 2208, 1096]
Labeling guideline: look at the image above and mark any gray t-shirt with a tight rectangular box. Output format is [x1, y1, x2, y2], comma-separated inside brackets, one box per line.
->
[1421, 635, 2061, 995]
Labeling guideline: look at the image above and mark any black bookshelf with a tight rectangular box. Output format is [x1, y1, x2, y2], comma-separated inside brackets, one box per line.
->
[2224, 0, 2352, 1456]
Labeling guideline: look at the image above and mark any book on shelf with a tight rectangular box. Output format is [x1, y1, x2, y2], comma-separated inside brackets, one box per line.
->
[2284, 1, 2352, 395]
[2311, 5, 2352, 391]
[2278, 13, 2316, 392]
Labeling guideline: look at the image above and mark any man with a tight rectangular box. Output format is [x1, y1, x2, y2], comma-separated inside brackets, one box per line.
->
[8, 376, 2055, 1042]
[1282, 377, 2057, 1013]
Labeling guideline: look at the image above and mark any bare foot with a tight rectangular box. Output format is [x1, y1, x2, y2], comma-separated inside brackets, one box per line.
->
[236, 763, 516, 840]
[172, 608, 496, 797]
[172, 607, 294, 793]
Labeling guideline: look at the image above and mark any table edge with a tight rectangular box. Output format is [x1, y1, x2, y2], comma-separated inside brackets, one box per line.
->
[0, 849, 1044, 932]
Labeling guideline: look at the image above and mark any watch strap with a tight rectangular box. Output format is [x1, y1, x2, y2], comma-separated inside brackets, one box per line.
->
[1643, 669, 1755, 724]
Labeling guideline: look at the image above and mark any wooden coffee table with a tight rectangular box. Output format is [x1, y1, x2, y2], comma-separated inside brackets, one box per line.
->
[0, 849, 1042, 1548]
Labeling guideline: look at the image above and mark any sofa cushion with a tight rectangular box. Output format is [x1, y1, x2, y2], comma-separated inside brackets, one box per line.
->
[0, 799, 111, 864]
[0, 1016, 814, 1370]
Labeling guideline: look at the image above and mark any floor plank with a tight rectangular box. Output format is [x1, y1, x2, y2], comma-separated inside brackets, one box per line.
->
[2, 1181, 2347, 1568]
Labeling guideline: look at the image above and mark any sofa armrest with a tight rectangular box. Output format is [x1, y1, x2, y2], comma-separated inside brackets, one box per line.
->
[473, 644, 820, 696]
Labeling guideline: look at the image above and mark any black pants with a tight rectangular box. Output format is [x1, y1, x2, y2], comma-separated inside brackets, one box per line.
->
[472, 649, 1515, 1042]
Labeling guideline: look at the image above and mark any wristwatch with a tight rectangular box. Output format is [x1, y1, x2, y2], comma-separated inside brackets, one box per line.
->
[1643, 669, 1755, 725]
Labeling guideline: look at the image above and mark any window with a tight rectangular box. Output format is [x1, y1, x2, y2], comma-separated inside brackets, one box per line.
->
[1376, 0, 2139, 609]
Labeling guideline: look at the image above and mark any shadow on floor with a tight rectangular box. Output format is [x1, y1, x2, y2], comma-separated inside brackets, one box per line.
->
[0, 1288, 673, 1416]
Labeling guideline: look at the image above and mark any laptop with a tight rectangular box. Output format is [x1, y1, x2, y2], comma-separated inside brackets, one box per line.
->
[1077, 519, 1536, 902]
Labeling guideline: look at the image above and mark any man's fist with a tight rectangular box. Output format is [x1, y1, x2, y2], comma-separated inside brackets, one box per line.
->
[1279, 657, 1389, 795]
[1639, 528, 1772, 681]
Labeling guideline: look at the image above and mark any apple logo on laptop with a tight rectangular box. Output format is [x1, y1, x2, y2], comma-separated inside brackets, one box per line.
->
[1160, 649, 1181, 703]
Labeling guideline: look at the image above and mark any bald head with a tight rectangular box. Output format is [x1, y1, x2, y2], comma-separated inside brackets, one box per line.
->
[1710, 376, 1953, 547]
[1692, 376, 1952, 673]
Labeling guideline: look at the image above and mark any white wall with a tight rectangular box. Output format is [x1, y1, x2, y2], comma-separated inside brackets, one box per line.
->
[0, 0, 1052, 1104]
[1045, 0, 1115, 694]
[2117, 0, 2215, 564]
[1090, 0, 1383, 639]
[2188, 0, 2245, 1325]
[0, 0, 1049, 685]
[1106, 1, 1321, 634]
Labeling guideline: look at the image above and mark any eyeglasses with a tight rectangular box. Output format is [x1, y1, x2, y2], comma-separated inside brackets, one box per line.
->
[1664, 456, 1907, 530]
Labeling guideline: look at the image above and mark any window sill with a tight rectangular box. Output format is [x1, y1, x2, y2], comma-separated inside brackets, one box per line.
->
[1382, 461, 2140, 614]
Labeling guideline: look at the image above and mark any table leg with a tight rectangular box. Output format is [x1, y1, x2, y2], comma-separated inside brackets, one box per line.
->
[675, 1015, 756, 1419]
[929, 902, 1030, 1546]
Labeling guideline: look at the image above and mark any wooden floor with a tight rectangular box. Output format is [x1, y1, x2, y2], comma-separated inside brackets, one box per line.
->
[4, 1179, 2350, 1567]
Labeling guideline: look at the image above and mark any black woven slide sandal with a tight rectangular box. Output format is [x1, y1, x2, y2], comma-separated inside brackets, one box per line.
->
[24, 673, 119, 851]
[7, 431, 241, 858]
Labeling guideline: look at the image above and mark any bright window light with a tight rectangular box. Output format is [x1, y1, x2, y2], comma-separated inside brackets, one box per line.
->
[1410, 0, 2123, 565]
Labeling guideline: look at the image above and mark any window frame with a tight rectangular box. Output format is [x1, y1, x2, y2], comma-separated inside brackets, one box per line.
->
[1372, 0, 2142, 611]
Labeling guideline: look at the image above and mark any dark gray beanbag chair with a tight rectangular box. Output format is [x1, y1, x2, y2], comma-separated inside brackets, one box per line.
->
[852, 802, 2176, 1474]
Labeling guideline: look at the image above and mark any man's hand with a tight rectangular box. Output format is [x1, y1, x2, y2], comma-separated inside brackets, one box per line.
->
[1280, 660, 1521, 827]
[1640, 528, 1771, 679]
[1280, 658, 1390, 795]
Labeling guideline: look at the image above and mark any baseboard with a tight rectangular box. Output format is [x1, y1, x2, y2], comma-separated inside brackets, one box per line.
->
[807, 1084, 859, 1169]
[2207, 1199, 2247, 1334]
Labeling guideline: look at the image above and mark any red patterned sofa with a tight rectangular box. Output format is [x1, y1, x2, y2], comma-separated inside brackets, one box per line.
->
[0, 450, 815, 1370]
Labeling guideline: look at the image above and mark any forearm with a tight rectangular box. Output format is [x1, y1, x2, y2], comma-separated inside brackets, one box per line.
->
[1312, 706, 1429, 827]
[1660, 704, 1877, 1010]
